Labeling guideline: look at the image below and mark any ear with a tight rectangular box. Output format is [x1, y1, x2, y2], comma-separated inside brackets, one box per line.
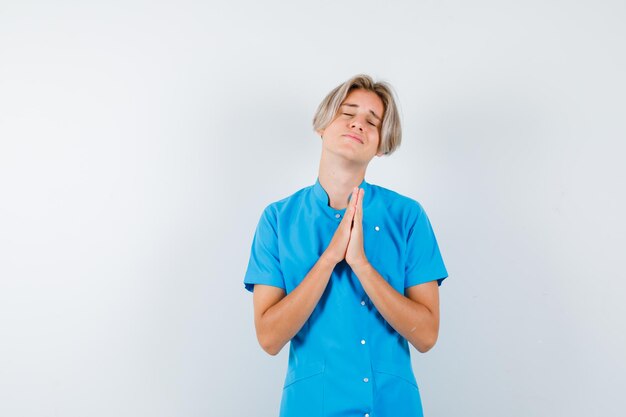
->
[316, 128, 324, 138]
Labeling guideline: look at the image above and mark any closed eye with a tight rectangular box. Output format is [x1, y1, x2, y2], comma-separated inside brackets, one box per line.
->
[342, 112, 377, 127]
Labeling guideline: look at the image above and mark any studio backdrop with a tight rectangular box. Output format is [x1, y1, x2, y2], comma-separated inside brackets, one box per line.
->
[0, 1, 624, 416]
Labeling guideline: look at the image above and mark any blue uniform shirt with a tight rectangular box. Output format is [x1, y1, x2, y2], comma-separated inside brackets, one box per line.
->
[244, 177, 448, 417]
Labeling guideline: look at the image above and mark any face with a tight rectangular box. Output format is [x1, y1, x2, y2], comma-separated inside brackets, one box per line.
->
[317, 88, 385, 164]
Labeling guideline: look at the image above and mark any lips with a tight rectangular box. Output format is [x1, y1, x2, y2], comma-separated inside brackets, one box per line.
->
[344, 134, 363, 144]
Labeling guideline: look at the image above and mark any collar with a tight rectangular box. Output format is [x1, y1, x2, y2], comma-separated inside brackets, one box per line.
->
[313, 176, 372, 213]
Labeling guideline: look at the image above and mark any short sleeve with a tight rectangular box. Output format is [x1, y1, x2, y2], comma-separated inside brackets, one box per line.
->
[404, 202, 449, 288]
[243, 205, 286, 293]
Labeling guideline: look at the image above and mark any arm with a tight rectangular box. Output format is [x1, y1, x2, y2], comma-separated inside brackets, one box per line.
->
[252, 187, 360, 356]
[350, 262, 440, 353]
[346, 188, 441, 353]
[252, 256, 335, 356]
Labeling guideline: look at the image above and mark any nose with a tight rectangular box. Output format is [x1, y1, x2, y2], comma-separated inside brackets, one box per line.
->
[350, 117, 364, 131]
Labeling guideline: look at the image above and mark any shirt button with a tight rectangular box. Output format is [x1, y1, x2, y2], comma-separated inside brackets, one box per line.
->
[361, 339, 366, 345]
[360, 300, 366, 306]
[335, 213, 341, 218]
[374, 226, 380, 231]
[363, 377, 369, 383]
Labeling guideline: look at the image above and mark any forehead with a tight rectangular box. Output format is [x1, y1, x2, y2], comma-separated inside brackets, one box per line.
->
[341, 89, 384, 116]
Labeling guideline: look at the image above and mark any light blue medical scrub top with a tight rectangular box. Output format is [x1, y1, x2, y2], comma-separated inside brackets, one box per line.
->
[244, 177, 448, 417]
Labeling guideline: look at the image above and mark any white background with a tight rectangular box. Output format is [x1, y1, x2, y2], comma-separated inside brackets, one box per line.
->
[1, 1, 625, 416]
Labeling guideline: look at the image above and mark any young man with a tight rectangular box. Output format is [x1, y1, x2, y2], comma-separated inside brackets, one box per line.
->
[243, 74, 449, 417]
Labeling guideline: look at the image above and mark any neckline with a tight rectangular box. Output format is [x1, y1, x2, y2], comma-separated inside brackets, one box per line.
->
[313, 177, 372, 215]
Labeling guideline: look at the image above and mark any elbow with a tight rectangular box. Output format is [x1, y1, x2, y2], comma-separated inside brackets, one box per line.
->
[413, 332, 439, 354]
[257, 333, 283, 356]
[415, 341, 435, 353]
[255, 315, 284, 356]
[261, 343, 281, 356]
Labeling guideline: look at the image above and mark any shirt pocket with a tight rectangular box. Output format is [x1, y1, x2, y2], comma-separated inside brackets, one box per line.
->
[373, 360, 418, 387]
[372, 361, 423, 417]
[280, 361, 325, 417]
[283, 361, 325, 388]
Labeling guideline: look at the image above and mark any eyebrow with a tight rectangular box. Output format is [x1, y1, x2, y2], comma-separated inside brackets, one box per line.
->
[341, 103, 382, 121]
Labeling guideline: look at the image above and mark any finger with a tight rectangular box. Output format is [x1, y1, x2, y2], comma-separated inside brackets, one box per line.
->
[341, 187, 358, 228]
[348, 187, 358, 219]
[348, 189, 358, 228]
[355, 188, 364, 222]
[360, 188, 364, 210]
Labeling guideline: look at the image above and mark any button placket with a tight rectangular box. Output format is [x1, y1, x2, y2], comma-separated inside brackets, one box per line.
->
[359, 298, 370, 386]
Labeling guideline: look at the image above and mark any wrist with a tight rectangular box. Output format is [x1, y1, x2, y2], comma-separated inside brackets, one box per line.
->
[319, 252, 339, 268]
[348, 258, 371, 274]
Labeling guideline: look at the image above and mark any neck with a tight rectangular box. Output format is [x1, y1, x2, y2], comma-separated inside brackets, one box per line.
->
[317, 149, 367, 210]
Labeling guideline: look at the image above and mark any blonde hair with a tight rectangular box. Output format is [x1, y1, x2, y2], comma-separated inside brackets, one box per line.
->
[312, 74, 402, 156]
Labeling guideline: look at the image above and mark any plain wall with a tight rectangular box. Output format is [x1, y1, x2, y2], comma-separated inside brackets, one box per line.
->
[1, 1, 625, 416]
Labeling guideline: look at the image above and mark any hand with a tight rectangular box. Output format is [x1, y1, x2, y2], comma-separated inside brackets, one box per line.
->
[345, 188, 369, 269]
[321, 187, 359, 265]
